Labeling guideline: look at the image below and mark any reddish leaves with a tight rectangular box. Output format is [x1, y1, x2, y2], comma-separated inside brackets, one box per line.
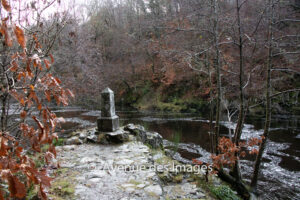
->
[44, 59, 51, 69]
[20, 110, 27, 118]
[0, 3, 72, 200]
[210, 137, 239, 169]
[20, 98, 25, 106]
[0, 137, 8, 156]
[66, 89, 75, 98]
[39, 184, 47, 200]
[49, 54, 54, 63]
[1, 0, 11, 12]
[40, 74, 74, 105]
[10, 60, 18, 72]
[38, 103, 42, 111]
[249, 148, 259, 155]
[33, 34, 41, 49]
[0, 189, 4, 200]
[32, 116, 45, 139]
[210, 136, 263, 170]
[45, 90, 51, 102]
[240, 151, 246, 158]
[192, 159, 203, 165]
[27, 59, 33, 78]
[14, 25, 26, 49]
[0, 20, 12, 47]
[1, 171, 26, 198]
[10, 175, 26, 198]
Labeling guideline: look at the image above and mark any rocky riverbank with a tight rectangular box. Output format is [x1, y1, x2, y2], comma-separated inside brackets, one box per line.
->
[44, 124, 241, 200]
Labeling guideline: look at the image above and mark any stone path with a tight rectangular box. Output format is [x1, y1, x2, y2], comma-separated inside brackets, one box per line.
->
[55, 140, 213, 200]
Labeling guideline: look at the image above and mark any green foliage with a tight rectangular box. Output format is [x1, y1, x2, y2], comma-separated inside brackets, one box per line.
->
[172, 174, 183, 183]
[26, 185, 39, 200]
[53, 138, 65, 146]
[117, 77, 211, 114]
[209, 185, 242, 200]
[155, 101, 183, 112]
[47, 168, 78, 200]
[121, 80, 153, 107]
[32, 154, 45, 169]
[41, 144, 50, 153]
[51, 179, 75, 197]
[56, 168, 69, 176]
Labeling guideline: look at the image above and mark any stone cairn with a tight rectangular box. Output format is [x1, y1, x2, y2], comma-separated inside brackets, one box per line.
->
[97, 87, 119, 132]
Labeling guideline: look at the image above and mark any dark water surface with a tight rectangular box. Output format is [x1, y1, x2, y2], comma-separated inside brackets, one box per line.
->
[53, 107, 300, 200]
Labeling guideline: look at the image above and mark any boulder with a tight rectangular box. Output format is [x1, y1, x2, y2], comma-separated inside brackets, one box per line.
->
[103, 129, 129, 144]
[86, 134, 99, 143]
[86, 130, 99, 143]
[65, 136, 83, 145]
[144, 185, 163, 196]
[125, 124, 163, 149]
[79, 132, 87, 140]
[143, 131, 163, 149]
[124, 124, 145, 135]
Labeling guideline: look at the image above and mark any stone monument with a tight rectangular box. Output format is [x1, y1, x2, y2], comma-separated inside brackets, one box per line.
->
[97, 87, 119, 132]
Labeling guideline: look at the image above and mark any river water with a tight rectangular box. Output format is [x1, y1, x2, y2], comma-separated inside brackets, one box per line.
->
[52, 107, 300, 200]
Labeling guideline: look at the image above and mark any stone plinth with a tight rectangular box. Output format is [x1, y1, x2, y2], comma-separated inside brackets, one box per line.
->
[97, 87, 119, 132]
[97, 115, 119, 132]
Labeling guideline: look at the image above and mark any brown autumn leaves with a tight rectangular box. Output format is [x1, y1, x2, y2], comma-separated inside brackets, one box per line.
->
[0, 0, 73, 199]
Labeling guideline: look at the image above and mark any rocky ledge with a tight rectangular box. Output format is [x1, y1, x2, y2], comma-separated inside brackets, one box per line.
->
[50, 124, 221, 200]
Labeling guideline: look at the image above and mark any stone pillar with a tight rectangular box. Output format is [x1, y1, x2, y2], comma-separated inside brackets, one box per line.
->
[97, 87, 119, 132]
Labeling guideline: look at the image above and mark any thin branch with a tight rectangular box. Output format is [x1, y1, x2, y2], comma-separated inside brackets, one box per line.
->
[274, 35, 300, 41]
[270, 88, 300, 99]
[271, 68, 300, 75]
[272, 51, 300, 57]
[249, 88, 300, 108]
[274, 19, 300, 23]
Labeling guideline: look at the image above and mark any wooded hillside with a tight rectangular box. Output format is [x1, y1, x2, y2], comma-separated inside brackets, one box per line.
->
[52, 0, 300, 115]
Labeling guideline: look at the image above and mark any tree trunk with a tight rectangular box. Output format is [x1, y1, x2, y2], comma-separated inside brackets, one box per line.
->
[206, 52, 215, 154]
[213, 0, 221, 155]
[218, 169, 251, 199]
[232, 0, 245, 181]
[251, 0, 274, 192]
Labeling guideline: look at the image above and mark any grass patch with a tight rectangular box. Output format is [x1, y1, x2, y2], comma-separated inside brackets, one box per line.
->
[56, 168, 69, 176]
[31, 153, 45, 168]
[128, 179, 142, 185]
[209, 185, 241, 200]
[194, 175, 241, 200]
[154, 155, 176, 165]
[50, 178, 76, 199]
[48, 167, 78, 200]
[53, 138, 65, 146]
[172, 174, 183, 183]
[41, 144, 50, 153]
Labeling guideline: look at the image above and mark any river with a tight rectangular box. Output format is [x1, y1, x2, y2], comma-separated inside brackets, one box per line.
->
[52, 107, 300, 200]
